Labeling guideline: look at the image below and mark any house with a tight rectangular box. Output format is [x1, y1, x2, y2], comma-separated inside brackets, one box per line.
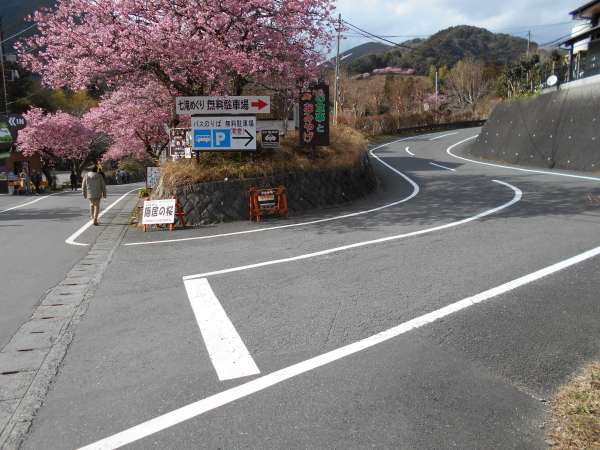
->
[560, 0, 600, 81]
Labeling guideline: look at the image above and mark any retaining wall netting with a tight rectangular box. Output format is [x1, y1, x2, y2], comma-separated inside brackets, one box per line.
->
[151, 151, 378, 225]
[469, 82, 600, 172]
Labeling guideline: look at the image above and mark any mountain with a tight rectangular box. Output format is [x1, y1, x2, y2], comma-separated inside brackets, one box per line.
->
[343, 25, 534, 76]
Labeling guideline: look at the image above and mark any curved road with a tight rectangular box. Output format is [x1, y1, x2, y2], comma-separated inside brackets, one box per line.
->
[3, 128, 600, 449]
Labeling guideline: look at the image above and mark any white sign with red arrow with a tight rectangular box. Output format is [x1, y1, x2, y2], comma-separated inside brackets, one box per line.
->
[176, 96, 270, 115]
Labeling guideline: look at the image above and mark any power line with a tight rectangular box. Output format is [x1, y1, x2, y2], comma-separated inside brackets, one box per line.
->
[343, 21, 414, 50]
[1, 23, 38, 45]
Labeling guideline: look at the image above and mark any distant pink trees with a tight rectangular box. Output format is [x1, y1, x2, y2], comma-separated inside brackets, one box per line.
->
[18, 0, 336, 96]
[84, 82, 175, 162]
[17, 108, 96, 184]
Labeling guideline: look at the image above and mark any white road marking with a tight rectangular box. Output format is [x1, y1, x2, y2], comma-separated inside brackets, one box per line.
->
[125, 138, 421, 247]
[66, 189, 139, 246]
[405, 147, 414, 155]
[79, 243, 600, 450]
[184, 278, 260, 381]
[183, 180, 521, 281]
[0, 192, 61, 213]
[447, 136, 600, 182]
[429, 132, 458, 140]
[429, 162, 457, 171]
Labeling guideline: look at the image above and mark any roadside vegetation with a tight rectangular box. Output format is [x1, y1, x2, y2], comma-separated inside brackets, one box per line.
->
[160, 125, 367, 187]
[547, 361, 600, 449]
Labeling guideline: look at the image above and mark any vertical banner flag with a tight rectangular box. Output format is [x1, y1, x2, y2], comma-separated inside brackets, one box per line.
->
[299, 84, 329, 147]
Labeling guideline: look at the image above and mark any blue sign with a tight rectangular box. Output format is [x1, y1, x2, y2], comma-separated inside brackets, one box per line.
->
[191, 116, 256, 151]
[193, 130, 212, 148]
[213, 130, 231, 148]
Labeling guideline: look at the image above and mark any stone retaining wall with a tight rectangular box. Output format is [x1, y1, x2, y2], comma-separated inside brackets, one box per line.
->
[470, 80, 600, 172]
[151, 151, 377, 225]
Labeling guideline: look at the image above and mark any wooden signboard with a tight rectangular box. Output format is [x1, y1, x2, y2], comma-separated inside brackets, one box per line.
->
[299, 84, 329, 147]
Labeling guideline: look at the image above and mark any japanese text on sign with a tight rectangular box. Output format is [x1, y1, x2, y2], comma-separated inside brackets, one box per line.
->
[146, 167, 161, 189]
[176, 96, 270, 114]
[299, 84, 329, 147]
[142, 199, 177, 225]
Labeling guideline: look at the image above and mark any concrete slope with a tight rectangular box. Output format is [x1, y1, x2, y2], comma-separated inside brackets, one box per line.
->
[471, 77, 600, 172]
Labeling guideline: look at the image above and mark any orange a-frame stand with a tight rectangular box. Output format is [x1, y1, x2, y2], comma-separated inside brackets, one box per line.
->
[142, 196, 187, 232]
[248, 185, 289, 222]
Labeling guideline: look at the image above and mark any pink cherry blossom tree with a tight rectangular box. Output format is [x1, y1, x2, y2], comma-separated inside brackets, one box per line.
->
[18, 0, 336, 97]
[84, 82, 177, 163]
[17, 108, 97, 186]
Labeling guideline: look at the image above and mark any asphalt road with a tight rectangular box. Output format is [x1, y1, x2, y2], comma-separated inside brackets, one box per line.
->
[4, 128, 600, 449]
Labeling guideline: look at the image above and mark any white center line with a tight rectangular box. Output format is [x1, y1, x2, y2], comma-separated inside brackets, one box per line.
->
[429, 162, 456, 171]
[429, 132, 458, 140]
[79, 243, 600, 450]
[406, 147, 414, 155]
[184, 278, 260, 381]
[183, 180, 521, 281]
[0, 192, 61, 213]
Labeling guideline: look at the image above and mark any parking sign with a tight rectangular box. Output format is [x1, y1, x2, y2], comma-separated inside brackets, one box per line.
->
[191, 116, 256, 151]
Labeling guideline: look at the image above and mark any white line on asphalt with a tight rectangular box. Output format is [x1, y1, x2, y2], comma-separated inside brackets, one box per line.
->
[184, 278, 260, 381]
[65, 189, 139, 246]
[125, 137, 421, 246]
[0, 192, 61, 213]
[406, 147, 414, 155]
[78, 243, 600, 450]
[429, 162, 456, 171]
[182, 180, 521, 281]
[447, 136, 600, 182]
[429, 132, 458, 140]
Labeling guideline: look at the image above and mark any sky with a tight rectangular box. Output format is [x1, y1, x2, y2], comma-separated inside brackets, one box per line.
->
[332, 0, 589, 55]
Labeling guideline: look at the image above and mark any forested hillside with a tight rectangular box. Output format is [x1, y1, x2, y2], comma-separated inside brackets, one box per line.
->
[344, 25, 534, 75]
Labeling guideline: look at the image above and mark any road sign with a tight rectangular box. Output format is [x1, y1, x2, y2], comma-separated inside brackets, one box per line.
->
[299, 84, 329, 147]
[261, 130, 280, 148]
[191, 116, 256, 151]
[176, 96, 270, 115]
[0, 114, 26, 150]
[169, 128, 190, 157]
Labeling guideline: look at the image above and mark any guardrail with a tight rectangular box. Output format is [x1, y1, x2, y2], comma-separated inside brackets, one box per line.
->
[397, 120, 487, 134]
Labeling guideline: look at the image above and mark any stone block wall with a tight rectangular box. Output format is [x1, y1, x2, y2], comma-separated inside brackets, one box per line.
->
[151, 151, 377, 225]
[470, 80, 600, 172]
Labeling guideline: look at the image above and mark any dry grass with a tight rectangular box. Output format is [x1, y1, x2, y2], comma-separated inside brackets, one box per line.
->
[547, 360, 600, 449]
[160, 125, 368, 187]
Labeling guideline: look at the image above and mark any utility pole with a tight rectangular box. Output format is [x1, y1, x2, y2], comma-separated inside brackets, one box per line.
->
[527, 31, 531, 57]
[435, 71, 438, 110]
[333, 14, 341, 127]
[0, 15, 9, 115]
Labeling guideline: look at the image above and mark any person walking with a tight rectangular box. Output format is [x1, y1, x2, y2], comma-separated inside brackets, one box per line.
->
[30, 169, 42, 195]
[19, 169, 31, 196]
[70, 170, 79, 191]
[82, 165, 107, 226]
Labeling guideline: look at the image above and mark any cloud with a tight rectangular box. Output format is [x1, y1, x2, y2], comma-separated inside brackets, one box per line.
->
[334, 0, 585, 52]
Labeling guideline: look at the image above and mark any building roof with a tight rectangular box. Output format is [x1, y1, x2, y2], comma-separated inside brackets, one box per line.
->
[560, 24, 600, 46]
[569, 0, 600, 19]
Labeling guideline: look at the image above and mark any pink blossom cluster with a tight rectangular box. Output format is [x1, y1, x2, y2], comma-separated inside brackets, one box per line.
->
[17, 108, 95, 161]
[18, 0, 337, 97]
[84, 81, 176, 161]
[372, 67, 415, 75]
